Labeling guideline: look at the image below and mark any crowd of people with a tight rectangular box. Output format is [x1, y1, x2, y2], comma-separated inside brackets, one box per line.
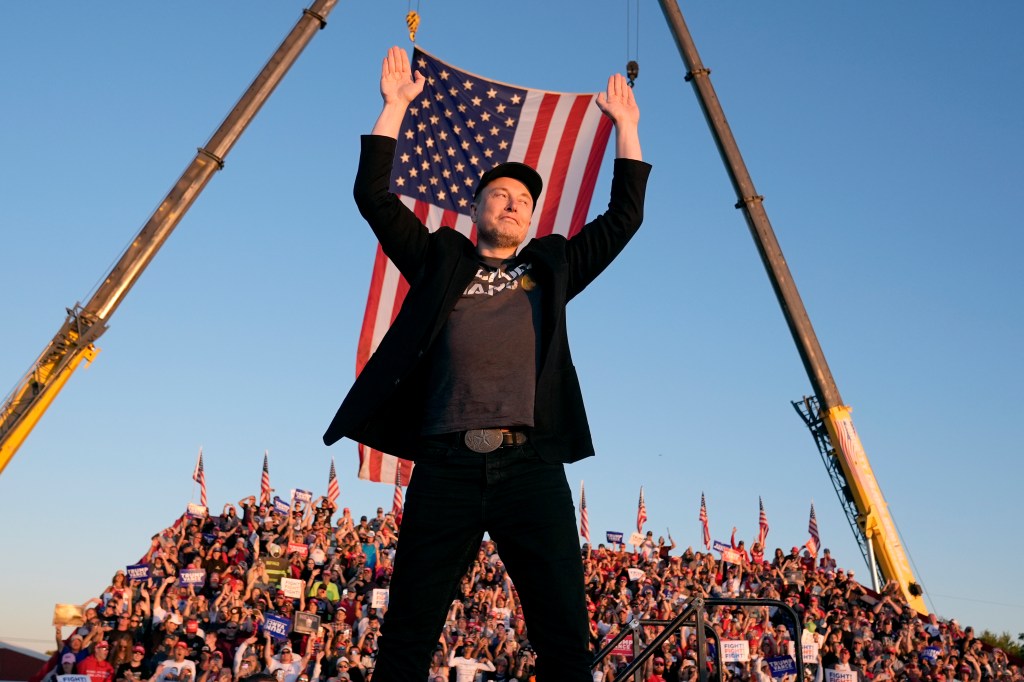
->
[43, 493, 1020, 682]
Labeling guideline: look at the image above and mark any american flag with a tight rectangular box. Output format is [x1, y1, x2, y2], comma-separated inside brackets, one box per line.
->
[699, 492, 711, 550]
[636, 486, 647, 533]
[391, 465, 404, 525]
[805, 501, 820, 557]
[260, 451, 271, 505]
[354, 47, 613, 483]
[757, 496, 770, 549]
[579, 481, 590, 544]
[326, 458, 340, 509]
[192, 448, 207, 508]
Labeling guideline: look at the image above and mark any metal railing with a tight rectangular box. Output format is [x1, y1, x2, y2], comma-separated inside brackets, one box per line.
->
[592, 597, 805, 682]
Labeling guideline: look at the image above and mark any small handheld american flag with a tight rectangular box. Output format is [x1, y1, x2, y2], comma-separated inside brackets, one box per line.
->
[192, 448, 207, 508]
[260, 451, 271, 505]
[757, 496, 770, 548]
[579, 481, 590, 544]
[699, 492, 711, 550]
[805, 501, 820, 557]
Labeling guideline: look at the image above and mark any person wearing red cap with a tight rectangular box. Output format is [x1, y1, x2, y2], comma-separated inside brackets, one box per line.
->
[324, 45, 648, 682]
[646, 656, 669, 682]
[153, 642, 197, 682]
[76, 641, 115, 682]
[116, 645, 152, 680]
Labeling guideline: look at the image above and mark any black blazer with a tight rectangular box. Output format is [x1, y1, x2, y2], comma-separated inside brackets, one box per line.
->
[323, 135, 651, 463]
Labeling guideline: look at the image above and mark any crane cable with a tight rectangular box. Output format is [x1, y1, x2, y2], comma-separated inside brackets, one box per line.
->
[406, 0, 421, 43]
[890, 505, 938, 615]
[626, 0, 640, 87]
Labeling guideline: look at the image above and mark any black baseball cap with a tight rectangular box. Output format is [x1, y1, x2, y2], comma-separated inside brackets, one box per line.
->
[473, 162, 543, 206]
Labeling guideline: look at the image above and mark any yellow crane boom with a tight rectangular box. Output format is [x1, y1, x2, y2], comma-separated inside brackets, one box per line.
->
[657, 0, 926, 612]
[0, 0, 338, 476]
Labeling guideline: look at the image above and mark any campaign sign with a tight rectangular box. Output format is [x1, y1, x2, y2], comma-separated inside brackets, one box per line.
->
[287, 543, 309, 558]
[126, 564, 150, 583]
[292, 489, 313, 504]
[52, 604, 85, 627]
[713, 540, 730, 553]
[273, 497, 291, 515]
[626, 568, 645, 582]
[293, 612, 321, 635]
[721, 640, 750, 662]
[721, 548, 743, 565]
[280, 578, 304, 600]
[186, 503, 208, 519]
[58, 676, 90, 682]
[766, 656, 797, 678]
[628, 532, 645, 547]
[606, 531, 624, 545]
[826, 671, 857, 682]
[263, 613, 291, 640]
[788, 641, 818, 662]
[179, 568, 207, 588]
[603, 632, 634, 661]
[371, 588, 390, 609]
[921, 646, 941, 664]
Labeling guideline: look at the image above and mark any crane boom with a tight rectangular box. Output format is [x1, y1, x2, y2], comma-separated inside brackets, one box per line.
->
[0, 0, 338, 476]
[657, 0, 926, 613]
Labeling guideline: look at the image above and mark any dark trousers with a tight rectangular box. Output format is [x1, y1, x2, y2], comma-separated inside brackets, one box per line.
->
[372, 441, 591, 681]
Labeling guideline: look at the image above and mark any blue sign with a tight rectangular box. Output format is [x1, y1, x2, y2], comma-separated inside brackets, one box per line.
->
[263, 613, 292, 640]
[712, 540, 729, 553]
[766, 656, 797, 678]
[606, 531, 624, 544]
[293, 489, 312, 504]
[179, 568, 207, 587]
[273, 497, 291, 515]
[126, 564, 150, 583]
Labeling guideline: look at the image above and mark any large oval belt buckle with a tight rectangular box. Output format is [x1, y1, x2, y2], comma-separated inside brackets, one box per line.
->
[464, 428, 503, 453]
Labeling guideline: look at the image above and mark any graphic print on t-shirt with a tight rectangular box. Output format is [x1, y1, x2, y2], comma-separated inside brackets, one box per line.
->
[462, 260, 535, 297]
[420, 257, 542, 435]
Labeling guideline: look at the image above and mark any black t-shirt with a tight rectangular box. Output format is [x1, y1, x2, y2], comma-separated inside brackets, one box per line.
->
[117, 661, 153, 680]
[422, 256, 542, 434]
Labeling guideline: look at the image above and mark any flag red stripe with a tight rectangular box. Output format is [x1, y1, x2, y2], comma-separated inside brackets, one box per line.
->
[535, 95, 593, 239]
[522, 93, 560, 170]
[368, 445, 383, 482]
[568, 116, 613, 238]
[357, 246, 391, 373]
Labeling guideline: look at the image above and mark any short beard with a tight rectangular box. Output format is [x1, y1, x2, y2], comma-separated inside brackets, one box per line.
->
[477, 224, 524, 250]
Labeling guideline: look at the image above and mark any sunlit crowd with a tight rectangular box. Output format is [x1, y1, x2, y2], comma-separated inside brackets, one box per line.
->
[42, 493, 1019, 682]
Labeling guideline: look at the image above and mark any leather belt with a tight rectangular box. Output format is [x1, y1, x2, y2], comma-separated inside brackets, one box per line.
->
[432, 428, 529, 453]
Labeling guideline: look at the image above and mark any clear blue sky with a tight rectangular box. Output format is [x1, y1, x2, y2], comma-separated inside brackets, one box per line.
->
[1, 1, 1021, 654]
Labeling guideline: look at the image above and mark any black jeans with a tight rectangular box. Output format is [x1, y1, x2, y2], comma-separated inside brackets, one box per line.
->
[372, 441, 591, 681]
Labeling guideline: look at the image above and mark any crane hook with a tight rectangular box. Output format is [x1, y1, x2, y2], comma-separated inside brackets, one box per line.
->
[406, 10, 420, 42]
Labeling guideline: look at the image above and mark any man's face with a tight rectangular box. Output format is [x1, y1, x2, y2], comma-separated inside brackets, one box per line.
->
[471, 178, 534, 251]
[95, 644, 109, 659]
